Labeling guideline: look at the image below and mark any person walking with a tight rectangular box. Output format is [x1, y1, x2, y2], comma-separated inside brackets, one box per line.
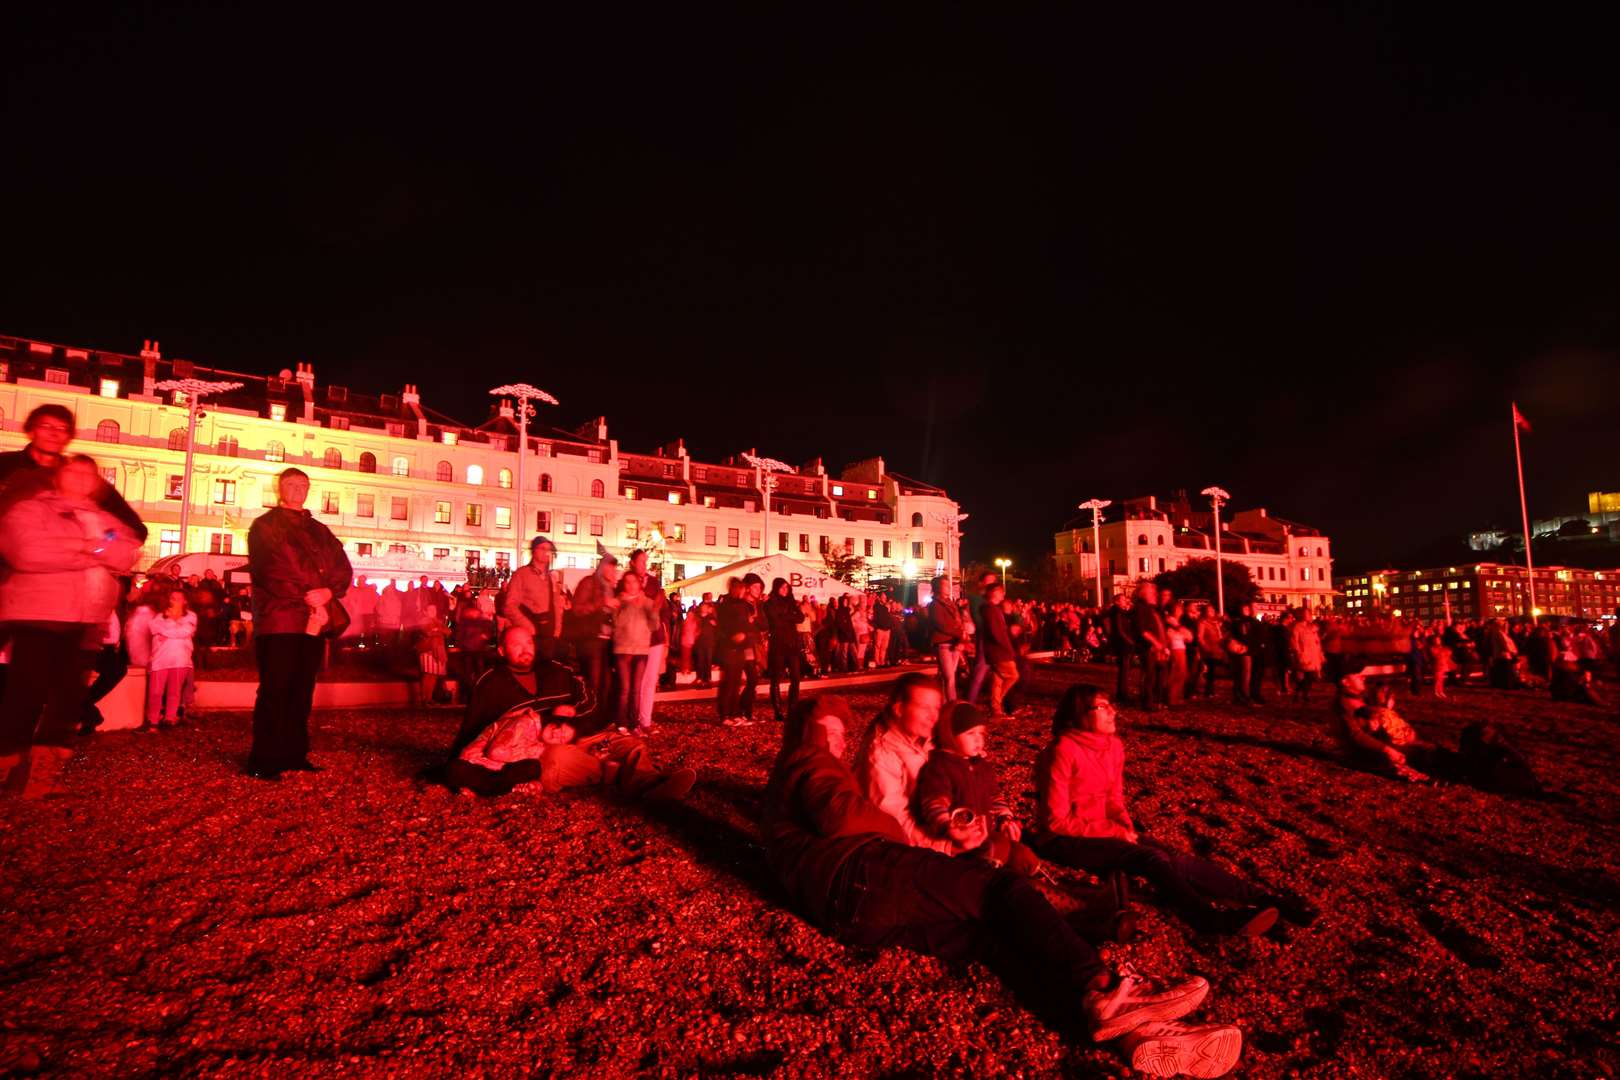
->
[764, 577, 804, 723]
[244, 468, 351, 780]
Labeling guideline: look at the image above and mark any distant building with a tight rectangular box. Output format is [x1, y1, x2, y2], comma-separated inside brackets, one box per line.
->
[1053, 493, 1335, 611]
[1469, 489, 1620, 551]
[0, 333, 962, 587]
[1335, 563, 1620, 621]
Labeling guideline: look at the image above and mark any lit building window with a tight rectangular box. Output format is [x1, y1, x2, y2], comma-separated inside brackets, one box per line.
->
[563, 512, 578, 535]
[467, 464, 484, 485]
[321, 491, 339, 514]
[392, 457, 410, 477]
[495, 506, 511, 529]
[626, 520, 640, 540]
[497, 469, 512, 489]
[667, 491, 681, 504]
[96, 420, 120, 443]
[266, 441, 285, 463]
[99, 378, 119, 399]
[159, 530, 181, 558]
[166, 475, 184, 500]
[866, 489, 878, 499]
[832, 484, 844, 496]
[435, 501, 452, 524]
[625, 485, 639, 500]
[213, 479, 236, 505]
[441, 430, 458, 446]
[671, 524, 686, 542]
[466, 504, 483, 527]
[269, 403, 287, 422]
[589, 515, 603, 536]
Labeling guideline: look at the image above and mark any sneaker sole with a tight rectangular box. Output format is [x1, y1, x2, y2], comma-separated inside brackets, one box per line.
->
[1130, 1024, 1243, 1078]
[1092, 979, 1211, 1042]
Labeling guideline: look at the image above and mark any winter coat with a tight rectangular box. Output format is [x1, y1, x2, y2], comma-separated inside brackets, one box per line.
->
[0, 491, 140, 626]
[498, 562, 566, 639]
[929, 597, 963, 645]
[612, 593, 659, 656]
[148, 611, 198, 671]
[981, 602, 1017, 665]
[0, 449, 148, 541]
[567, 571, 615, 641]
[914, 749, 1013, 840]
[1032, 730, 1134, 839]
[1290, 620, 1325, 673]
[853, 722, 956, 854]
[247, 506, 352, 635]
[764, 593, 802, 645]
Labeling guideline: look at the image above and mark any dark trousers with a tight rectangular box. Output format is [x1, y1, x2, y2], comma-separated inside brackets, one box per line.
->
[1202, 656, 1222, 697]
[1114, 647, 1132, 700]
[0, 623, 93, 752]
[82, 644, 130, 729]
[768, 640, 802, 720]
[717, 656, 757, 720]
[1031, 834, 1264, 914]
[446, 758, 542, 797]
[830, 839, 1104, 994]
[614, 652, 648, 729]
[250, 633, 325, 771]
[575, 638, 612, 720]
[1136, 649, 1165, 709]
[693, 638, 714, 683]
[1249, 659, 1268, 702]
[1231, 655, 1253, 702]
[1183, 645, 1202, 700]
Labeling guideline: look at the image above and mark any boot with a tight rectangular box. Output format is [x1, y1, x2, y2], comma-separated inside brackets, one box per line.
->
[21, 745, 74, 800]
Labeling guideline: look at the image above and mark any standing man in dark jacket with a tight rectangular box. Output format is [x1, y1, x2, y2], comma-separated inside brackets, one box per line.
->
[928, 576, 964, 701]
[981, 583, 1020, 716]
[1130, 582, 1169, 711]
[245, 468, 351, 779]
[1106, 594, 1136, 702]
[764, 577, 804, 723]
[716, 574, 763, 726]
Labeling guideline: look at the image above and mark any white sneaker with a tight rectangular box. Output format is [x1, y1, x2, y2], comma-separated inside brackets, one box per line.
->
[1120, 1021, 1243, 1078]
[722, 716, 754, 728]
[1084, 964, 1210, 1042]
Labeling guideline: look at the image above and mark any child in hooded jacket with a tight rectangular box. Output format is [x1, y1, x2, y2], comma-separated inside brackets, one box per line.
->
[913, 702, 1036, 872]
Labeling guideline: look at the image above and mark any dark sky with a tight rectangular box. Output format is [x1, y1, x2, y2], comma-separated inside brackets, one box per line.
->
[4, 5, 1617, 573]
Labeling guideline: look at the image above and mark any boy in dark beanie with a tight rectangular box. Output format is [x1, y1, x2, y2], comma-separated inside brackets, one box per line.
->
[914, 702, 1034, 872]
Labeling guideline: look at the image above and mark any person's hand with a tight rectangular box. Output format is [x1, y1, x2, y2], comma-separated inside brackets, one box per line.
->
[1122, 828, 1139, 844]
[998, 818, 1023, 842]
[304, 588, 333, 607]
[947, 816, 989, 850]
[553, 704, 576, 718]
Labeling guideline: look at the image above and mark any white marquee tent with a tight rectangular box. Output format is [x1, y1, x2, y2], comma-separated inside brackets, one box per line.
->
[663, 554, 864, 603]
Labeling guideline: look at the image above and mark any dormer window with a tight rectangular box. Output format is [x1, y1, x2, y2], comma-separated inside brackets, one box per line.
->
[831, 484, 844, 496]
[45, 368, 69, 385]
[269, 403, 287, 422]
[99, 378, 119, 399]
[441, 430, 458, 446]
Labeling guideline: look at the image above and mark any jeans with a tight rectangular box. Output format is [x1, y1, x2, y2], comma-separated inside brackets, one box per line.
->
[768, 640, 802, 720]
[1031, 834, 1265, 915]
[637, 642, 665, 727]
[615, 653, 648, 730]
[0, 623, 93, 752]
[1202, 656, 1223, 697]
[1231, 655, 1253, 702]
[576, 638, 612, 723]
[830, 839, 1105, 994]
[250, 633, 325, 771]
[447, 758, 543, 797]
[717, 656, 757, 721]
[873, 629, 891, 667]
[1137, 649, 1165, 709]
[147, 666, 192, 725]
[936, 644, 960, 702]
[1168, 651, 1188, 706]
[966, 651, 992, 704]
[1114, 648, 1132, 700]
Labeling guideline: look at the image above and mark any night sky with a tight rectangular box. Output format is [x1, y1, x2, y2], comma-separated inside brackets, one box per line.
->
[4, 5, 1617, 573]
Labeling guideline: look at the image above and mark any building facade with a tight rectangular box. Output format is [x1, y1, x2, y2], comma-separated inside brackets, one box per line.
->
[1053, 493, 1335, 611]
[1336, 564, 1620, 621]
[0, 333, 963, 589]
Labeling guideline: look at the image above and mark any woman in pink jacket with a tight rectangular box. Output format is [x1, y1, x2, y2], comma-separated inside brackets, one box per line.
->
[1030, 683, 1315, 937]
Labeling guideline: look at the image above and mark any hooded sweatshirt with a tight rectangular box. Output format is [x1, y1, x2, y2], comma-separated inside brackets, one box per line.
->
[913, 703, 1014, 839]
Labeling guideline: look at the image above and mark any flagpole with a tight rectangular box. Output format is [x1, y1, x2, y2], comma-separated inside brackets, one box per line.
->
[1513, 403, 1537, 620]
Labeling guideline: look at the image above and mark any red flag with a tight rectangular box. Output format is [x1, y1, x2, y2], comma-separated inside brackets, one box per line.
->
[1512, 403, 1532, 433]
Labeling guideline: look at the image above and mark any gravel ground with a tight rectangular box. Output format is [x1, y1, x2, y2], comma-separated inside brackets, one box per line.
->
[2, 665, 1617, 1077]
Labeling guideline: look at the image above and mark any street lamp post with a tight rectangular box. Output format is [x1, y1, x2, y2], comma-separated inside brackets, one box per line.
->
[994, 557, 1011, 587]
[931, 510, 969, 593]
[742, 452, 794, 561]
[491, 383, 560, 571]
[1201, 486, 1231, 616]
[1078, 498, 1112, 608]
[154, 377, 244, 555]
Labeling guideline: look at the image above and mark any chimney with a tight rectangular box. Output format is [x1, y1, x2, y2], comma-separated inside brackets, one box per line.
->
[140, 340, 161, 395]
[498, 398, 514, 420]
[296, 363, 316, 420]
[401, 383, 426, 437]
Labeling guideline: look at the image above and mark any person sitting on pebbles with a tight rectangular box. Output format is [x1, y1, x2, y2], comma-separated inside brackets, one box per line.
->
[443, 626, 693, 801]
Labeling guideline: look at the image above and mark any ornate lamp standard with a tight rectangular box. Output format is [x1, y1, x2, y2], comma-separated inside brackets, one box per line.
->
[994, 557, 1011, 587]
[1202, 486, 1231, 616]
[490, 382, 559, 570]
[741, 452, 794, 560]
[154, 377, 244, 554]
[931, 510, 970, 594]
[1077, 498, 1112, 608]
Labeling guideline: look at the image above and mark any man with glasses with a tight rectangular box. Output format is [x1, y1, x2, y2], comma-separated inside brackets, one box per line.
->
[0, 404, 146, 540]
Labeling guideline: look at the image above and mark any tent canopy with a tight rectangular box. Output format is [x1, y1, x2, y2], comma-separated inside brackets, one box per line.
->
[664, 554, 863, 603]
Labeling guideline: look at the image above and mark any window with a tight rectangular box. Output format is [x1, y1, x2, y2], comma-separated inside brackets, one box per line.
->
[673, 564, 686, 580]
[389, 543, 409, 555]
[495, 506, 511, 529]
[159, 529, 181, 558]
[497, 469, 512, 489]
[540, 473, 553, 493]
[356, 542, 374, 557]
[467, 464, 484, 486]
[1138, 557, 1149, 573]
[750, 530, 761, 550]
[466, 504, 483, 527]
[799, 533, 810, 553]
[536, 511, 551, 532]
[821, 537, 832, 554]
[269, 403, 287, 422]
[217, 435, 238, 457]
[1302, 567, 1312, 581]
[843, 537, 854, 552]
[667, 492, 682, 505]
[591, 479, 605, 498]
[864, 539, 873, 557]
[392, 457, 410, 477]
[330, 416, 350, 431]
[324, 448, 342, 470]
[1156, 535, 1165, 545]
[1137, 534, 1148, 546]
[626, 520, 640, 540]
[168, 428, 188, 451]
[391, 496, 408, 520]
[706, 526, 718, 546]
[702, 496, 716, 508]
[912, 542, 923, 559]
[96, 419, 120, 443]
[589, 514, 604, 536]
[441, 430, 458, 446]
[166, 475, 184, 500]
[436, 461, 453, 482]
[563, 512, 578, 535]
[624, 485, 639, 500]
[433, 547, 450, 560]
[935, 542, 944, 561]
[100, 466, 118, 488]
[779, 531, 790, 552]
[1158, 557, 1166, 572]
[882, 541, 892, 558]
[321, 491, 339, 514]
[262, 440, 284, 463]
[99, 378, 119, 399]
[866, 489, 878, 500]
[911, 513, 924, 527]
[735, 475, 747, 488]
[357, 494, 375, 518]
[386, 422, 406, 437]
[213, 479, 236, 505]
[359, 452, 377, 473]
[693, 467, 708, 481]
[722, 528, 737, 548]
[832, 484, 844, 496]
[495, 552, 510, 572]
[671, 524, 686, 542]
[435, 501, 452, 524]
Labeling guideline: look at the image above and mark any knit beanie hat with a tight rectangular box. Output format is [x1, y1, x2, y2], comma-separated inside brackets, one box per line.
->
[936, 701, 988, 755]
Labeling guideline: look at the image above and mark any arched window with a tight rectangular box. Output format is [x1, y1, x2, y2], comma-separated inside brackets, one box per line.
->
[1316, 547, 1324, 558]
[910, 512, 924, 527]
[96, 419, 120, 444]
[1137, 534, 1148, 546]
[1081, 539, 1092, 553]
[393, 456, 410, 477]
[1156, 535, 1165, 545]
[467, 464, 484, 486]
[497, 468, 512, 489]
[436, 461, 453, 482]
[540, 473, 553, 493]
[358, 452, 376, 474]
[217, 435, 238, 457]
[591, 479, 605, 498]
[168, 427, 188, 451]
[266, 440, 285, 463]
[323, 448, 342, 470]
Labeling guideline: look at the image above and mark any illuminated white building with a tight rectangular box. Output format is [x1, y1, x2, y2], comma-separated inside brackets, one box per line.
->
[1054, 493, 1335, 611]
[0, 333, 963, 587]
